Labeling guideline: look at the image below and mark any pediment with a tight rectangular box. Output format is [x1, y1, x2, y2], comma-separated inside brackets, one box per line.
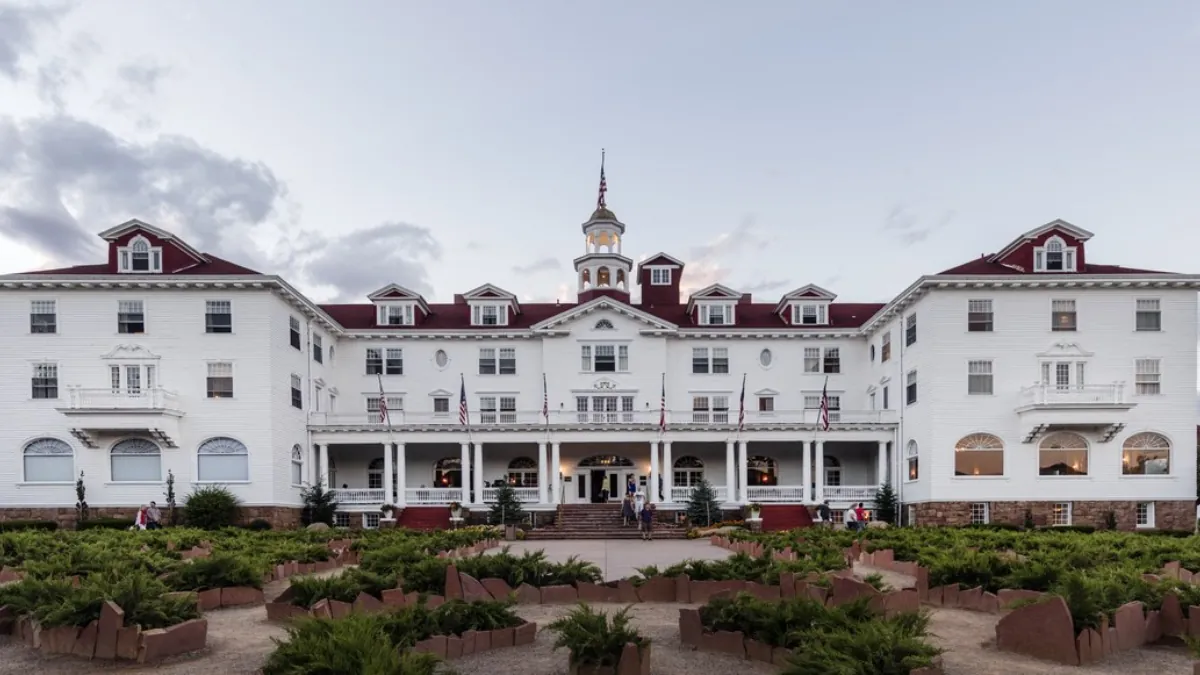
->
[774, 284, 837, 315]
[637, 252, 685, 269]
[532, 296, 677, 332]
[368, 283, 427, 303]
[754, 388, 779, 396]
[1036, 341, 1094, 358]
[98, 219, 207, 263]
[990, 219, 1095, 262]
[463, 283, 516, 300]
[689, 283, 742, 300]
[428, 389, 453, 397]
[101, 344, 161, 360]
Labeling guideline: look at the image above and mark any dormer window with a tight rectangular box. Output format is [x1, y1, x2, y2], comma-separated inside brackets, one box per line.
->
[1034, 236, 1077, 272]
[118, 236, 163, 274]
[650, 268, 671, 285]
[472, 304, 508, 327]
[792, 303, 828, 325]
[699, 303, 734, 326]
[377, 304, 414, 326]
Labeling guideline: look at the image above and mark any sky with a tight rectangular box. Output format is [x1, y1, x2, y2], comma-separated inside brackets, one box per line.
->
[2, 1, 1200, 307]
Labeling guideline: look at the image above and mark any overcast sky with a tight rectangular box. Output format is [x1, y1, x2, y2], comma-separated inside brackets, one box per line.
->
[2, 1, 1199, 306]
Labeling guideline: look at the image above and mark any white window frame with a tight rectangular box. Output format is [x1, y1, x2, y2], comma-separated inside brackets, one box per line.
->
[699, 303, 734, 326]
[196, 436, 250, 482]
[970, 502, 990, 525]
[478, 395, 517, 424]
[1135, 298, 1161, 331]
[498, 347, 517, 375]
[289, 316, 302, 349]
[312, 334, 323, 363]
[205, 300, 233, 334]
[206, 362, 234, 399]
[1051, 299, 1077, 332]
[367, 395, 404, 423]
[822, 347, 840, 374]
[110, 438, 162, 483]
[1134, 358, 1161, 395]
[967, 299, 993, 332]
[383, 348, 403, 375]
[580, 344, 628, 372]
[803, 347, 820, 373]
[792, 303, 828, 325]
[22, 438, 74, 483]
[30, 300, 57, 334]
[881, 331, 892, 362]
[803, 392, 841, 421]
[433, 396, 450, 416]
[757, 395, 774, 413]
[691, 347, 728, 374]
[905, 313, 917, 346]
[117, 235, 163, 274]
[377, 303, 415, 326]
[1136, 502, 1155, 529]
[118, 299, 146, 334]
[905, 440, 918, 482]
[967, 360, 994, 395]
[1033, 236, 1077, 272]
[1051, 502, 1072, 526]
[905, 370, 918, 405]
[691, 394, 731, 424]
[649, 267, 672, 285]
[32, 362, 59, 400]
[290, 374, 303, 409]
[471, 304, 508, 326]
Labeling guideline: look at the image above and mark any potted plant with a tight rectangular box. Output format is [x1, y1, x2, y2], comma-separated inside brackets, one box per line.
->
[546, 603, 650, 675]
[379, 504, 396, 520]
[747, 502, 763, 520]
[449, 501, 463, 519]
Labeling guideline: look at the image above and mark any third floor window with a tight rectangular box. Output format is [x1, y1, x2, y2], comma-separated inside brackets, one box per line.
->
[582, 344, 628, 372]
[479, 348, 517, 375]
[118, 300, 145, 334]
[205, 300, 232, 333]
[1051, 299, 1076, 331]
[967, 299, 993, 332]
[1136, 299, 1161, 331]
[692, 347, 729, 374]
[30, 300, 56, 334]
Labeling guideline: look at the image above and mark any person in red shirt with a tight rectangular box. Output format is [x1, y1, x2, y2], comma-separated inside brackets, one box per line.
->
[853, 503, 868, 530]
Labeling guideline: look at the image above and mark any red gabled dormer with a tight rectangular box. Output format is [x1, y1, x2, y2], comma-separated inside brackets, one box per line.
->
[636, 253, 684, 308]
[99, 219, 209, 274]
[988, 219, 1092, 273]
[367, 284, 431, 326]
[459, 283, 520, 327]
[685, 284, 745, 326]
[774, 284, 837, 325]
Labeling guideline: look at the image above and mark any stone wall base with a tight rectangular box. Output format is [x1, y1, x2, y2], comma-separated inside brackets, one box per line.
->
[0, 506, 304, 530]
[909, 500, 1194, 531]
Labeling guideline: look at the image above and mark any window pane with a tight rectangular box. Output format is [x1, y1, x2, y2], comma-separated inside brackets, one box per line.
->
[25, 455, 73, 482]
[198, 454, 249, 481]
[112, 455, 161, 482]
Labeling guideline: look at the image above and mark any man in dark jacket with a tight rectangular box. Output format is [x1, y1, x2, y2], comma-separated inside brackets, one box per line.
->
[816, 501, 832, 528]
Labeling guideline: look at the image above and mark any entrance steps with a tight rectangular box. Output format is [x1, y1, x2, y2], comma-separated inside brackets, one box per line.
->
[526, 503, 687, 540]
[759, 504, 814, 531]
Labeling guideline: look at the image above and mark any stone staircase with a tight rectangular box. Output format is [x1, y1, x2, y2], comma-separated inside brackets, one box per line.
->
[525, 503, 687, 540]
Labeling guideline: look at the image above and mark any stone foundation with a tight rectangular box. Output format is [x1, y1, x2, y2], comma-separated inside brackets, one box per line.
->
[0, 506, 303, 530]
[910, 500, 1195, 531]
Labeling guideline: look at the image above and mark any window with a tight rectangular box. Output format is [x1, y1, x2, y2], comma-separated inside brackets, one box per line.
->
[673, 456, 705, 488]
[313, 334, 323, 363]
[691, 395, 730, 423]
[1136, 502, 1155, 528]
[433, 397, 450, 415]
[967, 360, 993, 395]
[205, 300, 232, 333]
[758, 349, 772, 368]
[434, 457, 462, 487]
[970, 503, 990, 525]
[196, 437, 249, 482]
[882, 386, 889, 409]
[1122, 432, 1170, 475]
[907, 505, 916, 526]
[508, 457, 539, 487]
[118, 300, 145, 334]
[905, 314, 917, 346]
[471, 304, 507, 326]
[498, 348, 517, 375]
[291, 445, 304, 485]
[314, 385, 323, 411]
[384, 348, 404, 375]
[594, 345, 616, 372]
[758, 396, 774, 412]
[1135, 359, 1161, 394]
[691, 347, 728, 374]
[368, 458, 385, 488]
[967, 300, 993, 332]
[803, 348, 820, 373]
[366, 396, 403, 423]
[31, 362, 58, 399]
[378, 304, 414, 326]
[290, 374, 303, 408]
[364, 512, 381, 529]
[111, 439, 161, 482]
[366, 348, 384, 374]
[333, 513, 351, 528]
[869, 391, 876, 409]
[905, 370, 917, 405]
[793, 304, 827, 325]
[869, 345, 876, 361]
[1039, 431, 1088, 476]
[434, 349, 449, 368]
[822, 347, 840, 374]
[905, 440, 918, 481]
[1047, 299, 1076, 332]
[1034, 236, 1077, 272]
[575, 395, 635, 423]
[206, 362, 234, 398]
[30, 300, 57, 334]
[881, 331, 891, 362]
[117, 236, 162, 273]
[289, 316, 302, 349]
[594, 319, 614, 330]
[581, 344, 626, 372]
[954, 433, 1004, 476]
[23, 438, 73, 483]
[479, 396, 517, 423]
[650, 268, 671, 285]
[804, 393, 841, 421]
[1051, 502, 1072, 526]
[1135, 299, 1161, 331]
[700, 304, 733, 326]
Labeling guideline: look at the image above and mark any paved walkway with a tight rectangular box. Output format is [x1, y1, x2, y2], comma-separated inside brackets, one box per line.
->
[489, 539, 732, 580]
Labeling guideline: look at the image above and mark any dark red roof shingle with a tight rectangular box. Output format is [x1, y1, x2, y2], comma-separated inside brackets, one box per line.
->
[938, 257, 1169, 276]
[23, 254, 263, 276]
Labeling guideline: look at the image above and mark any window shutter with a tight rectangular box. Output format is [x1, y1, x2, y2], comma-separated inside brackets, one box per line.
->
[818, 305, 827, 324]
[471, 306, 480, 325]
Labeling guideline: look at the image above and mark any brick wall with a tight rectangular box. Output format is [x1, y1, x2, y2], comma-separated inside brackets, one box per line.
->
[910, 500, 1195, 531]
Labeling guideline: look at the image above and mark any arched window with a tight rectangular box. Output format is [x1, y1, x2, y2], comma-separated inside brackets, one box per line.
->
[197, 437, 249, 482]
[508, 457, 538, 487]
[594, 319, 614, 330]
[23, 438, 73, 483]
[597, 266, 611, 287]
[673, 456, 704, 487]
[616, 269, 627, 288]
[955, 433, 1005, 476]
[824, 456, 841, 487]
[580, 269, 591, 288]
[434, 457, 462, 488]
[748, 456, 777, 486]
[579, 455, 634, 467]
[1122, 432, 1170, 475]
[906, 440, 919, 481]
[291, 445, 304, 486]
[368, 458, 385, 489]
[1039, 432, 1088, 476]
[111, 438, 162, 482]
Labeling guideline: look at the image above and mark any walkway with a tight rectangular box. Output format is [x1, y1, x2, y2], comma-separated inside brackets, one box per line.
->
[489, 539, 731, 580]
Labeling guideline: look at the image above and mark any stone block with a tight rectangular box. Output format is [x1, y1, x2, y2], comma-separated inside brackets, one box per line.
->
[426, 594, 445, 609]
[138, 618, 207, 663]
[71, 620, 98, 658]
[980, 591, 1001, 613]
[1190, 606, 1200, 638]
[916, 566, 929, 600]
[994, 596, 1079, 666]
[492, 626, 515, 648]
[514, 620, 537, 646]
[942, 584, 960, 608]
[445, 565, 464, 600]
[460, 572, 493, 602]
[266, 602, 310, 621]
[892, 561, 920, 578]
[481, 578, 514, 600]
[779, 572, 796, 598]
[616, 642, 649, 675]
[95, 600, 124, 659]
[874, 549, 895, 568]
[197, 588, 222, 611]
[958, 586, 983, 612]
[446, 635, 463, 660]
[691, 580, 746, 604]
[541, 584, 579, 604]
[220, 586, 264, 608]
[461, 629, 477, 655]
[772, 646, 792, 666]
[1146, 609, 1163, 644]
[997, 588, 1044, 608]
[40, 625, 78, 654]
[1076, 627, 1093, 665]
[328, 599, 352, 619]
[806, 585, 827, 604]
[516, 583, 542, 604]
[678, 608, 703, 647]
[745, 581, 780, 601]
[578, 581, 620, 603]
[353, 591, 385, 614]
[745, 638, 773, 663]
[829, 576, 880, 607]
[381, 589, 409, 607]
[635, 576, 675, 603]
[116, 626, 140, 660]
[475, 628, 492, 652]
[675, 574, 691, 603]
[1183, 569, 1195, 584]
[1113, 601, 1146, 651]
[413, 635, 448, 658]
[884, 589, 920, 616]
[699, 630, 745, 658]
[616, 579, 639, 604]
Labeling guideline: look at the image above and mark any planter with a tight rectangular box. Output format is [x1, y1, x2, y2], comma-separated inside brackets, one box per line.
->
[451, 509, 463, 519]
[504, 524, 517, 541]
[568, 642, 650, 675]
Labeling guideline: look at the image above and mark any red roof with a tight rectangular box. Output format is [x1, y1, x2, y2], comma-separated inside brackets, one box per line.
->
[938, 257, 1169, 276]
[23, 254, 262, 276]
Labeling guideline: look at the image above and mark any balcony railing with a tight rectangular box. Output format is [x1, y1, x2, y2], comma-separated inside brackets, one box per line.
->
[405, 488, 464, 505]
[482, 487, 540, 504]
[310, 408, 897, 427]
[823, 485, 880, 502]
[331, 488, 386, 505]
[64, 387, 179, 410]
[746, 485, 807, 502]
[670, 486, 729, 503]
[1017, 383, 1128, 408]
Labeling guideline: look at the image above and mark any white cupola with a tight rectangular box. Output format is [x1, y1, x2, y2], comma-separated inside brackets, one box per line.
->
[573, 154, 632, 299]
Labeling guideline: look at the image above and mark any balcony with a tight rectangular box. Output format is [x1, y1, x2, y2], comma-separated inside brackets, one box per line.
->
[331, 488, 386, 505]
[481, 487, 540, 504]
[332, 487, 535, 507]
[823, 485, 880, 503]
[670, 485, 729, 503]
[1016, 383, 1135, 443]
[746, 485, 807, 502]
[57, 387, 183, 448]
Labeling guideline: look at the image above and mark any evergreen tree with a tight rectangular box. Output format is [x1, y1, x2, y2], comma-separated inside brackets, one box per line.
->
[301, 480, 339, 526]
[489, 481, 526, 526]
[686, 477, 723, 528]
[872, 483, 898, 525]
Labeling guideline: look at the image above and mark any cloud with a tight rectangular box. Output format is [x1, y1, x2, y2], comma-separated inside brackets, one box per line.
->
[512, 257, 559, 275]
[0, 2, 69, 80]
[298, 222, 442, 302]
[740, 279, 790, 294]
[118, 62, 169, 95]
[679, 214, 774, 295]
[883, 205, 956, 247]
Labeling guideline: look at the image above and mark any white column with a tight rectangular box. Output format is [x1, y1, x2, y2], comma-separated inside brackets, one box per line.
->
[662, 441, 673, 503]
[306, 445, 316, 485]
[724, 441, 736, 504]
[396, 443, 407, 507]
[460, 442, 471, 504]
[737, 440, 749, 503]
[473, 442, 484, 505]
[550, 441, 562, 504]
[382, 442, 394, 506]
[537, 441, 548, 503]
[802, 441, 813, 503]
[877, 440, 888, 486]
[318, 443, 329, 487]
[649, 441, 659, 504]
[814, 441, 825, 503]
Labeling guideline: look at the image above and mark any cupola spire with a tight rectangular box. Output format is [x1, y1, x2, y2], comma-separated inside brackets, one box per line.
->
[597, 148, 607, 209]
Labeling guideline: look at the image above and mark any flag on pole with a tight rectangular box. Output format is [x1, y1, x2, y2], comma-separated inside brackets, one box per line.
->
[542, 373, 549, 423]
[658, 373, 667, 432]
[597, 150, 607, 208]
[458, 374, 469, 426]
[376, 373, 390, 427]
[737, 373, 746, 431]
[819, 376, 831, 431]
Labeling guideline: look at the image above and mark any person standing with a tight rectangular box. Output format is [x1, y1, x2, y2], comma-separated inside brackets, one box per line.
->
[816, 501, 832, 529]
[640, 503, 655, 541]
[854, 502, 868, 530]
[622, 495, 635, 527]
[844, 503, 859, 532]
[146, 501, 162, 530]
[627, 477, 637, 497]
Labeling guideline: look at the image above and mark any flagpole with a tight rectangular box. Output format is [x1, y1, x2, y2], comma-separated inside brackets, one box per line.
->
[376, 373, 396, 507]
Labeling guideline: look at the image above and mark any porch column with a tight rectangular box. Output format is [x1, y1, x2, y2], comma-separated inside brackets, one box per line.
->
[473, 442, 484, 505]
[737, 440, 748, 503]
[724, 441, 736, 504]
[318, 443, 329, 487]
[802, 440, 813, 503]
[306, 444, 316, 485]
[537, 441, 549, 503]
[876, 440, 888, 487]
[814, 441, 825, 503]
[550, 441, 562, 504]
[460, 442, 471, 504]
[649, 441, 659, 503]
[382, 442, 394, 506]
[662, 441, 673, 503]
[396, 443, 406, 507]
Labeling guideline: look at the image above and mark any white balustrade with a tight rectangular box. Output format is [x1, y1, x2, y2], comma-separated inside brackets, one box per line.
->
[670, 486, 728, 503]
[310, 408, 898, 427]
[404, 487, 465, 505]
[823, 485, 879, 502]
[746, 485, 806, 502]
[66, 387, 179, 410]
[1018, 383, 1126, 407]
[481, 487, 540, 504]
[331, 488, 385, 505]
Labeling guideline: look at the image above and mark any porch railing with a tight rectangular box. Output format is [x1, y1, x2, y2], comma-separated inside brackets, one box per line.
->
[670, 486, 729, 503]
[482, 487, 540, 504]
[405, 487, 464, 505]
[746, 485, 806, 502]
[1017, 382, 1127, 408]
[65, 386, 180, 410]
[823, 485, 880, 502]
[330, 488, 386, 505]
[309, 408, 897, 427]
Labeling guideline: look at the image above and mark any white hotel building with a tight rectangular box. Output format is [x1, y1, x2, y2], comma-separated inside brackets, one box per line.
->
[0, 203, 1196, 530]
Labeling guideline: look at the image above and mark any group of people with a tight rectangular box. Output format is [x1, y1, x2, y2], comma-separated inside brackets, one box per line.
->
[620, 478, 657, 540]
[132, 501, 163, 530]
[814, 501, 870, 532]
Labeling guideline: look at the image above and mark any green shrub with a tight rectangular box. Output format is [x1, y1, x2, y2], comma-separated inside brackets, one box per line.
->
[546, 603, 647, 669]
[0, 520, 58, 532]
[288, 568, 399, 607]
[246, 518, 273, 531]
[33, 569, 200, 629]
[165, 553, 264, 591]
[76, 518, 136, 531]
[183, 485, 242, 530]
[263, 613, 440, 675]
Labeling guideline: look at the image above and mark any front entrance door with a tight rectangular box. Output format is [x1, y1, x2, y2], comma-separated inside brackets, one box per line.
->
[589, 470, 607, 503]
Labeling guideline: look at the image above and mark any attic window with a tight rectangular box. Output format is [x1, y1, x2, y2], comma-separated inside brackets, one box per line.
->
[377, 304, 414, 326]
[699, 303, 734, 326]
[792, 303, 828, 325]
[594, 319, 615, 330]
[471, 304, 508, 327]
[118, 236, 163, 274]
[650, 268, 671, 285]
[1034, 236, 1077, 273]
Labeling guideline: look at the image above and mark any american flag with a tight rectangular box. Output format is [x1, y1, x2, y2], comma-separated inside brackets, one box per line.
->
[542, 373, 549, 423]
[818, 376, 831, 431]
[658, 373, 667, 432]
[737, 373, 746, 431]
[597, 151, 607, 208]
[376, 373, 390, 427]
[458, 374, 469, 426]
